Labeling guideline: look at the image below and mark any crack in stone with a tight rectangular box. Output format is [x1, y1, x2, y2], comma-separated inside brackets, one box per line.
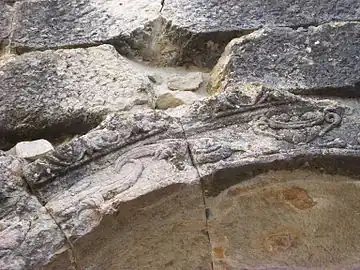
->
[18, 166, 81, 269]
[287, 19, 360, 30]
[46, 210, 81, 270]
[160, 0, 165, 12]
[178, 121, 215, 270]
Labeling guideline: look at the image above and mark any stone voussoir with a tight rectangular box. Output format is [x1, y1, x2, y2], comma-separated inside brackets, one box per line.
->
[179, 86, 360, 178]
[177, 86, 360, 269]
[0, 44, 154, 149]
[211, 21, 360, 96]
[0, 152, 73, 270]
[22, 110, 212, 269]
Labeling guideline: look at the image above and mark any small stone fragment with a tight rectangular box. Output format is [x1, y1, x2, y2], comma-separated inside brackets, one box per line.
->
[148, 74, 163, 85]
[155, 93, 185, 109]
[168, 72, 203, 91]
[13, 139, 54, 161]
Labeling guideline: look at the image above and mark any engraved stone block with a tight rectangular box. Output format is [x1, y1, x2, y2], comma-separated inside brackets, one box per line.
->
[0, 152, 71, 270]
[23, 111, 212, 269]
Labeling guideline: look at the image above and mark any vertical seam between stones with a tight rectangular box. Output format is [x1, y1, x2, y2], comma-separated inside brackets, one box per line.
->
[179, 122, 215, 270]
[20, 173, 81, 269]
[46, 210, 82, 270]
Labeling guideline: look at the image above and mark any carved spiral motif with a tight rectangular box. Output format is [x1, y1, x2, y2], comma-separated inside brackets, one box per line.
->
[253, 109, 342, 144]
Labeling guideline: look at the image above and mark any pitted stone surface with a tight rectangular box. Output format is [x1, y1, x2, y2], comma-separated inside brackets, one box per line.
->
[157, 0, 360, 67]
[162, 0, 360, 33]
[211, 22, 360, 96]
[179, 87, 359, 178]
[4, 1, 360, 269]
[0, 44, 153, 149]
[23, 111, 199, 237]
[12, 0, 161, 55]
[11, 0, 360, 68]
[0, 152, 71, 270]
[0, 2, 11, 50]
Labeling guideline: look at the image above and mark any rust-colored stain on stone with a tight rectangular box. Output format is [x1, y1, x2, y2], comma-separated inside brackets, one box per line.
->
[212, 246, 225, 259]
[263, 229, 298, 253]
[281, 186, 315, 210]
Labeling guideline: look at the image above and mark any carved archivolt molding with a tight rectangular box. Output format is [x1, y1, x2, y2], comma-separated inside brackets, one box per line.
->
[252, 108, 342, 144]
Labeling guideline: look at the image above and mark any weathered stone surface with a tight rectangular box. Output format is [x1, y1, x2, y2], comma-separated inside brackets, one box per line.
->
[11, 139, 54, 161]
[155, 92, 185, 109]
[180, 87, 359, 178]
[162, 0, 360, 33]
[24, 108, 205, 244]
[0, 44, 153, 149]
[175, 87, 360, 268]
[5, 1, 360, 268]
[0, 2, 11, 52]
[0, 152, 71, 270]
[168, 72, 204, 91]
[11, 0, 360, 68]
[74, 184, 211, 270]
[12, 0, 161, 55]
[22, 110, 212, 269]
[207, 170, 360, 269]
[211, 22, 360, 96]
[157, 0, 360, 67]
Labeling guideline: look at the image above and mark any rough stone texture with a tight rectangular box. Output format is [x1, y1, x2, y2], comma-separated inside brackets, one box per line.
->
[180, 86, 359, 178]
[0, 152, 72, 270]
[11, 0, 360, 68]
[0, 2, 11, 52]
[157, 0, 360, 67]
[4, 1, 360, 269]
[6, 80, 360, 269]
[11, 0, 161, 55]
[22, 110, 212, 269]
[155, 92, 185, 109]
[177, 87, 360, 268]
[12, 139, 54, 161]
[162, 0, 360, 33]
[0, 44, 153, 149]
[211, 22, 360, 96]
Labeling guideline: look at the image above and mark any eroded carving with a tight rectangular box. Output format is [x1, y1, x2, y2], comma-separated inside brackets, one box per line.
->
[252, 107, 343, 144]
[186, 87, 292, 120]
[191, 138, 246, 164]
[23, 112, 179, 186]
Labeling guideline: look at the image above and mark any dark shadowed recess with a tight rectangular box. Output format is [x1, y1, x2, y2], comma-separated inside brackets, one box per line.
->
[0, 113, 104, 151]
[202, 151, 360, 197]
